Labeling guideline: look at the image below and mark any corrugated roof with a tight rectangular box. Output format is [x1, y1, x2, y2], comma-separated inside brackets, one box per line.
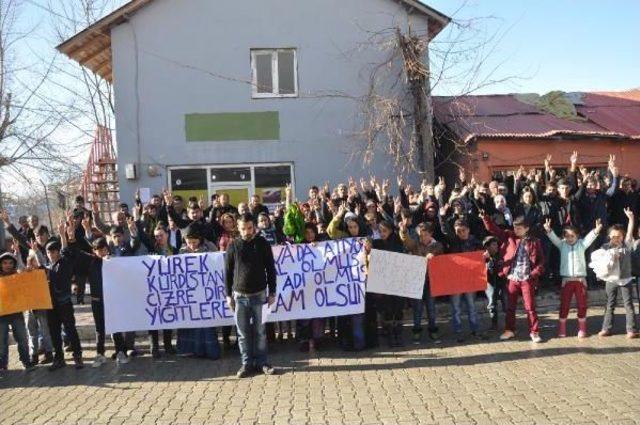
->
[576, 91, 640, 136]
[57, 0, 451, 82]
[434, 90, 640, 143]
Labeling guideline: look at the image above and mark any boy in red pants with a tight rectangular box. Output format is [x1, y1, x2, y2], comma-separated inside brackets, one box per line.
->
[544, 218, 602, 338]
[482, 213, 545, 343]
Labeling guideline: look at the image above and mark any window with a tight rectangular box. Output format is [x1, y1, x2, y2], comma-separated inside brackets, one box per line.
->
[168, 163, 294, 212]
[251, 49, 298, 98]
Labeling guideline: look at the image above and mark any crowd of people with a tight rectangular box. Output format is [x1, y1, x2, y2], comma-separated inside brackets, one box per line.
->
[1, 152, 639, 378]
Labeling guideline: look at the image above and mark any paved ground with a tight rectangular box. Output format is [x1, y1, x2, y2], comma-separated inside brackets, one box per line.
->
[1, 306, 639, 425]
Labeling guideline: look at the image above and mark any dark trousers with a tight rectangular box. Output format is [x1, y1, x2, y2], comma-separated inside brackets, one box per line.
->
[382, 295, 405, 323]
[91, 300, 106, 355]
[149, 330, 173, 351]
[48, 301, 82, 360]
[364, 293, 379, 348]
[75, 272, 88, 303]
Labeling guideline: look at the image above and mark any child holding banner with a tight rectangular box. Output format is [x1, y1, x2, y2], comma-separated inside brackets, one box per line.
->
[1, 210, 54, 365]
[365, 220, 407, 347]
[0, 252, 34, 371]
[544, 218, 602, 338]
[176, 224, 221, 360]
[138, 223, 177, 358]
[439, 207, 483, 343]
[399, 221, 444, 344]
[77, 216, 141, 366]
[482, 214, 545, 343]
[328, 205, 368, 351]
[296, 223, 327, 353]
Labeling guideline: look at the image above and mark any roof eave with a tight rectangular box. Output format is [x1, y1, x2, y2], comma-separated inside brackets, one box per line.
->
[400, 0, 451, 39]
[56, 0, 152, 54]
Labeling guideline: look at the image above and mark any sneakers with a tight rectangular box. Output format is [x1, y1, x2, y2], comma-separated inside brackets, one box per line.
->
[428, 331, 441, 344]
[261, 364, 276, 375]
[627, 332, 639, 339]
[48, 359, 66, 372]
[598, 330, 612, 337]
[578, 319, 588, 338]
[151, 348, 161, 359]
[558, 319, 567, 338]
[412, 331, 421, 345]
[116, 352, 130, 364]
[23, 362, 36, 372]
[530, 332, 542, 343]
[499, 330, 516, 340]
[236, 365, 252, 379]
[41, 352, 54, 364]
[164, 346, 177, 356]
[126, 349, 139, 358]
[74, 357, 84, 369]
[92, 354, 107, 368]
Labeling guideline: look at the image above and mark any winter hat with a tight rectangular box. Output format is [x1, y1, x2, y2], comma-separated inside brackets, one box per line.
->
[344, 212, 358, 222]
[483, 236, 499, 248]
[45, 238, 62, 252]
[0, 251, 18, 268]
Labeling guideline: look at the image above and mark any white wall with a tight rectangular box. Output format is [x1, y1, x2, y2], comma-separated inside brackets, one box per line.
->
[111, 0, 430, 202]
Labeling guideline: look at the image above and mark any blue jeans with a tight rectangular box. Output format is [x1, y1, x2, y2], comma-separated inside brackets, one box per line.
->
[234, 291, 268, 368]
[25, 310, 52, 356]
[0, 313, 31, 368]
[412, 282, 438, 333]
[485, 282, 507, 323]
[450, 292, 479, 334]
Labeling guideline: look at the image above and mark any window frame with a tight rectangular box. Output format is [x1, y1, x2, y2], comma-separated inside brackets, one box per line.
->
[250, 48, 298, 99]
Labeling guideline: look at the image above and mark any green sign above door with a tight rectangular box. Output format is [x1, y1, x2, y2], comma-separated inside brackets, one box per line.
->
[185, 111, 280, 142]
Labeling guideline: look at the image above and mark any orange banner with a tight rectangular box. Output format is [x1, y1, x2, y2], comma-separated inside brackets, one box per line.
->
[0, 269, 52, 316]
[428, 251, 487, 297]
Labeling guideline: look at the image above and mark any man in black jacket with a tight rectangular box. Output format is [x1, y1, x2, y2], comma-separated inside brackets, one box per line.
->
[225, 213, 277, 378]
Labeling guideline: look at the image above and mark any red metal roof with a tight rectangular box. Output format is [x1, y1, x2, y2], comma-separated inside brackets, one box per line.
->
[434, 90, 640, 143]
[576, 91, 640, 137]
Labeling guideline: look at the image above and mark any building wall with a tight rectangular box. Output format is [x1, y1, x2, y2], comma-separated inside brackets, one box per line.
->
[110, 0, 431, 203]
[462, 138, 640, 182]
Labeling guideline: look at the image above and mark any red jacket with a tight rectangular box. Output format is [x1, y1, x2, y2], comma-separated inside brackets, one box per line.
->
[483, 216, 545, 281]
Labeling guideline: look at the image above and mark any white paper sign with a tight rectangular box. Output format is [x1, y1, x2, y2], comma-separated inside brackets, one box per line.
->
[103, 252, 235, 334]
[139, 187, 151, 204]
[102, 239, 367, 333]
[267, 239, 367, 321]
[367, 249, 427, 299]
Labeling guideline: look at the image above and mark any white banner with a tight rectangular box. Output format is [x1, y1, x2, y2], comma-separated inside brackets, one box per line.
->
[264, 239, 367, 321]
[367, 249, 426, 299]
[103, 252, 234, 334]
[103, 238, 367, 333]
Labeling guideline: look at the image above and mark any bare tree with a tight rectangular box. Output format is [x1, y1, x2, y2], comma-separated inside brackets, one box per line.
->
[355, 6, 526, 183]
[0, 0, 79, 185]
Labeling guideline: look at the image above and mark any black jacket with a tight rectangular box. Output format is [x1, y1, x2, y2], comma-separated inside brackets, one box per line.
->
[46, 248, 76, 305]
[224, 235, 277, 296]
